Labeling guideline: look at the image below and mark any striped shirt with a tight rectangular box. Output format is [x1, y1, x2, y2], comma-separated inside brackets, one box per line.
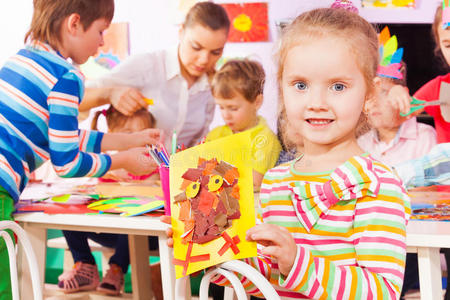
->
[213, 155, 410, 299]
[0, 42, 111, 201]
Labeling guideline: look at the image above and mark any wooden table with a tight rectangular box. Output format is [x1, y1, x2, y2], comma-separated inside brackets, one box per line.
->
[406, 186, 450, 300]
[14, 212, 175, 300]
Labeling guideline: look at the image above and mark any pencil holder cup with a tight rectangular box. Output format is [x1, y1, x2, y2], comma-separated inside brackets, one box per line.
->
[159, 165, 171, 216]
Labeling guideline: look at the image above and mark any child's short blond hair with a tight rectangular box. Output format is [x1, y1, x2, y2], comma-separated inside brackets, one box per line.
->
[25, 0, 114, 48]
[211, 59, 265, 103]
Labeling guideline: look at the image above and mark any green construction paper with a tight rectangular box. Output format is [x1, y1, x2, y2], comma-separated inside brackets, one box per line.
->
[51, 194, 70, 203]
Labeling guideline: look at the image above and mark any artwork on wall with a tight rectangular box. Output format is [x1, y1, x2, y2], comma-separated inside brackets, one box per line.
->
[170, 131, 257, 278]
[361, 0, 416, 8]
[220, 2, 269, 43]
[80, 22, 130, 80]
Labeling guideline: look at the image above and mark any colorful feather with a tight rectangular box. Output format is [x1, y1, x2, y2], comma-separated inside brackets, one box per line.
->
[377, 26, 404, 79]
[444, 0, 450, 30]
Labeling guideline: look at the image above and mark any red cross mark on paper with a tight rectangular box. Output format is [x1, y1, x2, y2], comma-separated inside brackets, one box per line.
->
[173, 242, 210, 276]
[218, 232, 240, 256]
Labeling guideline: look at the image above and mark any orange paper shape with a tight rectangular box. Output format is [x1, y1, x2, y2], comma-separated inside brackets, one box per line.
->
[221, 3, 268, 42]
[173, 242, 210, 276]
[218, 232, 240, 256]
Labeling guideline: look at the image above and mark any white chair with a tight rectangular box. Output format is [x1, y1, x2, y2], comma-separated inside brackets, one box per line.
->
[0, 221, 42, 300]
[198, 260, 280, 300]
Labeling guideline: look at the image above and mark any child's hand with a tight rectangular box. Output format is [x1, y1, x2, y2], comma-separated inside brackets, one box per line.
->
[121, 147, 158, 175]
[387, 85, 413, 116]
[160, 215, 174, 247]
[131, 128, 161, 148]
[110, 87, 148, 116]
[246, 224, 297, 276]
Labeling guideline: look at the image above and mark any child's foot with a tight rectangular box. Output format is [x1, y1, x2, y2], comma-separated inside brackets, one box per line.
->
[97, 264, 124, 296]
[57, 262, 99, 293]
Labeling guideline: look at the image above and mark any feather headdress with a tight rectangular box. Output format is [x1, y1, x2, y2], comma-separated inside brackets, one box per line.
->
[443, 0, 450, 29]
[377, 26, 404, 80]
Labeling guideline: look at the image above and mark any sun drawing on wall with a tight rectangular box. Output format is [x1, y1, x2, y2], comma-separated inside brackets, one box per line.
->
[220, 3, 268, 43]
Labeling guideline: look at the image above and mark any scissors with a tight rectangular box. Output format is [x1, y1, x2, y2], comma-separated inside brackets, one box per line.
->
[400, 97, 443, 117]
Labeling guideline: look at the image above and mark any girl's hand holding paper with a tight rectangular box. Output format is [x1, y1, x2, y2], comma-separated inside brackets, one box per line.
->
[246, 224, 297, 276]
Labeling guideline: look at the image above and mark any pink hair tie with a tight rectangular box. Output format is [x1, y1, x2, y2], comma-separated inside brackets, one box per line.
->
[330, 0, 358, 13]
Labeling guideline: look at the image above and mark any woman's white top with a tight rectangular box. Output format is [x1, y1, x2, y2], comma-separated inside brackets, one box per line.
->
[87, 46, 215, 149]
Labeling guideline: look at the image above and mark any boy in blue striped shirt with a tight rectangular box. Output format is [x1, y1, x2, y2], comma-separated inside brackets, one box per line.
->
[0, 1, 160, 297]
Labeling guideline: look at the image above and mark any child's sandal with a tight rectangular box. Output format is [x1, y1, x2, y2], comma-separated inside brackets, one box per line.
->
[57, 262, 99, 293]
[97, 264, 125, 296]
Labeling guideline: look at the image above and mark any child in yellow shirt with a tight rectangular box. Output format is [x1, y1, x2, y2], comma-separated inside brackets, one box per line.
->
[206, 59, 281, 191]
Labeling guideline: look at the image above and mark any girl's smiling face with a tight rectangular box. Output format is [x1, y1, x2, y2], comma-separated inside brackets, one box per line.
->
[281, 37, 368, 150]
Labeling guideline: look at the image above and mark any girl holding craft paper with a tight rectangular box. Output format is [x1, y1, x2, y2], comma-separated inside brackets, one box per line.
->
[388, 2, 450, 143]
[163, 7, 411, 299]
[0, 0, 161, 298]
[79, 2, 230, 150]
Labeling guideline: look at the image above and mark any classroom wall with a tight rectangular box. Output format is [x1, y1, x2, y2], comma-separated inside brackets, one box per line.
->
[0, 0, 443, 132]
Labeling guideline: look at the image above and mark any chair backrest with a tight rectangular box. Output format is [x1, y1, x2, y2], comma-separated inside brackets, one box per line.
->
[199, 260, 280, 300]
[0, 221, 42, 300]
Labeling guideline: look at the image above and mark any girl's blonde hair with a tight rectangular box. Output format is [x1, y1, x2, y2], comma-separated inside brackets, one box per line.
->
[25, 0, 114, 48]
[276, 8, 379, 148]
[432, 4, 448, 64]
[91, 107, 155, 133]
[211, 59, 265, 102]
[184, 2, 230, 33]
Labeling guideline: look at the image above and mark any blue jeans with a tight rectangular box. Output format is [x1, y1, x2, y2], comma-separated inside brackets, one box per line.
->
[62, 231, 160, 274]
[62, 231, 130, 273]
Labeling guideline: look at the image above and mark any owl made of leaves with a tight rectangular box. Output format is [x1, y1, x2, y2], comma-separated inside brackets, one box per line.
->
[174, 158, 241, 244]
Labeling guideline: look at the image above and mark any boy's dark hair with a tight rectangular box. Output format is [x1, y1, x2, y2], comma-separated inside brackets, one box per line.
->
[211, 59, 265, 102]
[184, 2, 230, 33]
[25, 0, 114, 48]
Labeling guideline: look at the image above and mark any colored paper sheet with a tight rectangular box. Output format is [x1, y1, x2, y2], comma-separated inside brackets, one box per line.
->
[220, 3, 268, 42]
[15, 203, 95, 215]
[95, 183, 163, 198]
[87, 197, 164, 217]
[170, 130, 257, 278]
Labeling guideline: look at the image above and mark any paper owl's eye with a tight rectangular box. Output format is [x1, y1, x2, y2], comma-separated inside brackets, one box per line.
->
[208, 175, 223, 192]
[186, 181, 200, 198]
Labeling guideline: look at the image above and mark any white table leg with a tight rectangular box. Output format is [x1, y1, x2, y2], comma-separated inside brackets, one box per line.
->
[417, 247, 442, 300]
[129, 234, 152, 300]
[158, 234, 179, 300]
[18, 224, 46, 299]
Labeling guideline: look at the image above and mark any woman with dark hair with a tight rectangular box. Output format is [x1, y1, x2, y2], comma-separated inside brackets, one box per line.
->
[80, 2, 230, 150]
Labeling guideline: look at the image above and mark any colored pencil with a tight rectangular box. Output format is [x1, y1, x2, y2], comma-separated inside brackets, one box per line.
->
[171, 130, 177, 155]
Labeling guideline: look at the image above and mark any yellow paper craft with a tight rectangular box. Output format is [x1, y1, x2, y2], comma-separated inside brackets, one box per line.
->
[170, 131, 257, 278]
